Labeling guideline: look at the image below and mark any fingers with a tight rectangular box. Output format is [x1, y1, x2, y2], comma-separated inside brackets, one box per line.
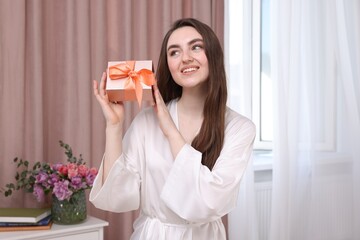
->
[93, 80, 99, 97]
[153, 83, 170, 118]
[153, 81, 164, 106]
[152, 82, 160, 110]
[93, 72, 109, 104]
[151, 85, 156, 105]
[93, 80, 98, 93]
[99, 72, 107, 97]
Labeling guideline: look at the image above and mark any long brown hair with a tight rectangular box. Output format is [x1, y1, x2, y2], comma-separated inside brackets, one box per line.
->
[156, 18, 227, 170]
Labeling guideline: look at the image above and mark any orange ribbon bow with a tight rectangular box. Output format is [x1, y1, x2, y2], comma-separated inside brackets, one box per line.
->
[109, 61, 155, 106]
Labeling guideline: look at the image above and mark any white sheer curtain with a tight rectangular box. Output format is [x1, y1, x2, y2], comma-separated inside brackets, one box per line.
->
[270, 1, 360, 240]
[225, 0, 259, 240]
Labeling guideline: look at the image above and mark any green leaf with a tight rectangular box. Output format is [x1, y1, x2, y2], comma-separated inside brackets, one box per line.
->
[5, 183, 14, 189]
[41, 162, 49, 168]
[21, 171, 27, 178]
[60, 140, 75, 161]
[5, 190, 12, 197]
[33, 162, 41, 170]
[18, 180, 24, 187]
[29, 175, 36, 182]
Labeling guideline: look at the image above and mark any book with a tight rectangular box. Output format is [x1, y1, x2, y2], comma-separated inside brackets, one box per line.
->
[0, 208, 51, 223]
[0, 221, 52, 232]
[0, 215, 52, 227]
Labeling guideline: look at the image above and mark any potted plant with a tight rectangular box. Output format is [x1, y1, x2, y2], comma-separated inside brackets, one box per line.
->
[1, 141, 98, 224]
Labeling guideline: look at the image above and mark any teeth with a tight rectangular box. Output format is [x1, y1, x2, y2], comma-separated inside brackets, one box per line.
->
[183, 67, 197, 73]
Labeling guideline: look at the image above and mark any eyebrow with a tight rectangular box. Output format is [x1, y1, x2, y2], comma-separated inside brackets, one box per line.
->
[167, 38, 204, 52]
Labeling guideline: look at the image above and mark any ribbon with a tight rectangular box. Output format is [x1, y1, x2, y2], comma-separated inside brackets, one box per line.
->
[109, 61, 155, 106]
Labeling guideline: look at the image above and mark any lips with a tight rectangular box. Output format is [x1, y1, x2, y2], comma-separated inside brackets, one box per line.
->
[181, 66, 199, 73]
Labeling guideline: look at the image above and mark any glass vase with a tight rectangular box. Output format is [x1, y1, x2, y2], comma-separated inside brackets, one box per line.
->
[51, 190, 87, 224]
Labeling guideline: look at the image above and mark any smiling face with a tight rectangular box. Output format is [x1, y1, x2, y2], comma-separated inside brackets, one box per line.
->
[166, 26, 209, 91]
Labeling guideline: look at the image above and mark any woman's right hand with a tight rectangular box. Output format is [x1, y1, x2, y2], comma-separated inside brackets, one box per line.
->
[93, 71, 125, 126]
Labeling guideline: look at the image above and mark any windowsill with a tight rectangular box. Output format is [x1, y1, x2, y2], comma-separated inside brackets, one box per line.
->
[251, 150, 353, 182]
[253, 150, 273, 183]
[253, 150, 273, 171]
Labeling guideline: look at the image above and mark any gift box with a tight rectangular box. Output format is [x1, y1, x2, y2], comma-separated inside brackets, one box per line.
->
[106, 60, 155, 106]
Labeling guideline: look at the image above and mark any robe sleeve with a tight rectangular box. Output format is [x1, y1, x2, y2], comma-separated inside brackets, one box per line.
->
[89, 112, 146, 213]
[160, 118, 256, 222]
[89, 153, 140, 212]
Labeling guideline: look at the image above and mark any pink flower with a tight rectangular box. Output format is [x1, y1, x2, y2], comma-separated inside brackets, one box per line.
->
[67, 163, 78, 178]
[67, 163, 77, 170]
[4, 141, 99, 202]
[67, 169, 78, 179]
[59, 165, 68, 175]
[89, 167, 98, 175]
[78, 165, 88, 177]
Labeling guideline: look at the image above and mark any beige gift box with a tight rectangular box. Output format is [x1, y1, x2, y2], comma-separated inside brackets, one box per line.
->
[106, 60, 155, 106]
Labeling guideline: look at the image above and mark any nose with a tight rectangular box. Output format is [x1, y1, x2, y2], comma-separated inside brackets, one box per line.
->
[182, 50, 194, 63]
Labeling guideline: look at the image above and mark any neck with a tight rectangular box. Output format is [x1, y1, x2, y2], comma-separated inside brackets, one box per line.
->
[177, 90, 206, 144]
[177, 90, 206, 117]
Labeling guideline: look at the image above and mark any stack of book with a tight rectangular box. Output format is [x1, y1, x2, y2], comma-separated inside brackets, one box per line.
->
[0, 208, 52, 232]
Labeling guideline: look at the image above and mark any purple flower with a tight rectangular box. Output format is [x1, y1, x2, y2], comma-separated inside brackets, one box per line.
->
[33, 184, 45, 202]
[4, 141, 99, 203]
[53, 180, 73, 201]
[35, 171, 48, 184]
[70, 176, 85, 190]
[47, 173, 60, 187]
[86, 173, 96, 186]
[51, 163, 63, 171]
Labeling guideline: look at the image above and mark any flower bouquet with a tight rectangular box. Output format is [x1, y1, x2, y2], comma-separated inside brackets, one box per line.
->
[1, 141, 98, 224]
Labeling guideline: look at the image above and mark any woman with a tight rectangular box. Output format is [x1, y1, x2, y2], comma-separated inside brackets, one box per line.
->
[90, 18, 256, 240]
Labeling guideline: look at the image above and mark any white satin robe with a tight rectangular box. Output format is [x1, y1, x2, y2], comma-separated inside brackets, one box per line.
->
[89, 99, 256, 240]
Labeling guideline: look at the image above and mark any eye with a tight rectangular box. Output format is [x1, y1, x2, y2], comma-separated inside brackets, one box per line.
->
[192, 44, 203, 51]
[169, 50, 180, 57]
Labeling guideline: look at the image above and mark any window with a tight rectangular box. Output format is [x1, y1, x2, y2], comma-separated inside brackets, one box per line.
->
[225, 0, 273, 150]
[253, 0, 273, 150]
[251, 0, 336, 152]
[226, 0, 336, 156]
